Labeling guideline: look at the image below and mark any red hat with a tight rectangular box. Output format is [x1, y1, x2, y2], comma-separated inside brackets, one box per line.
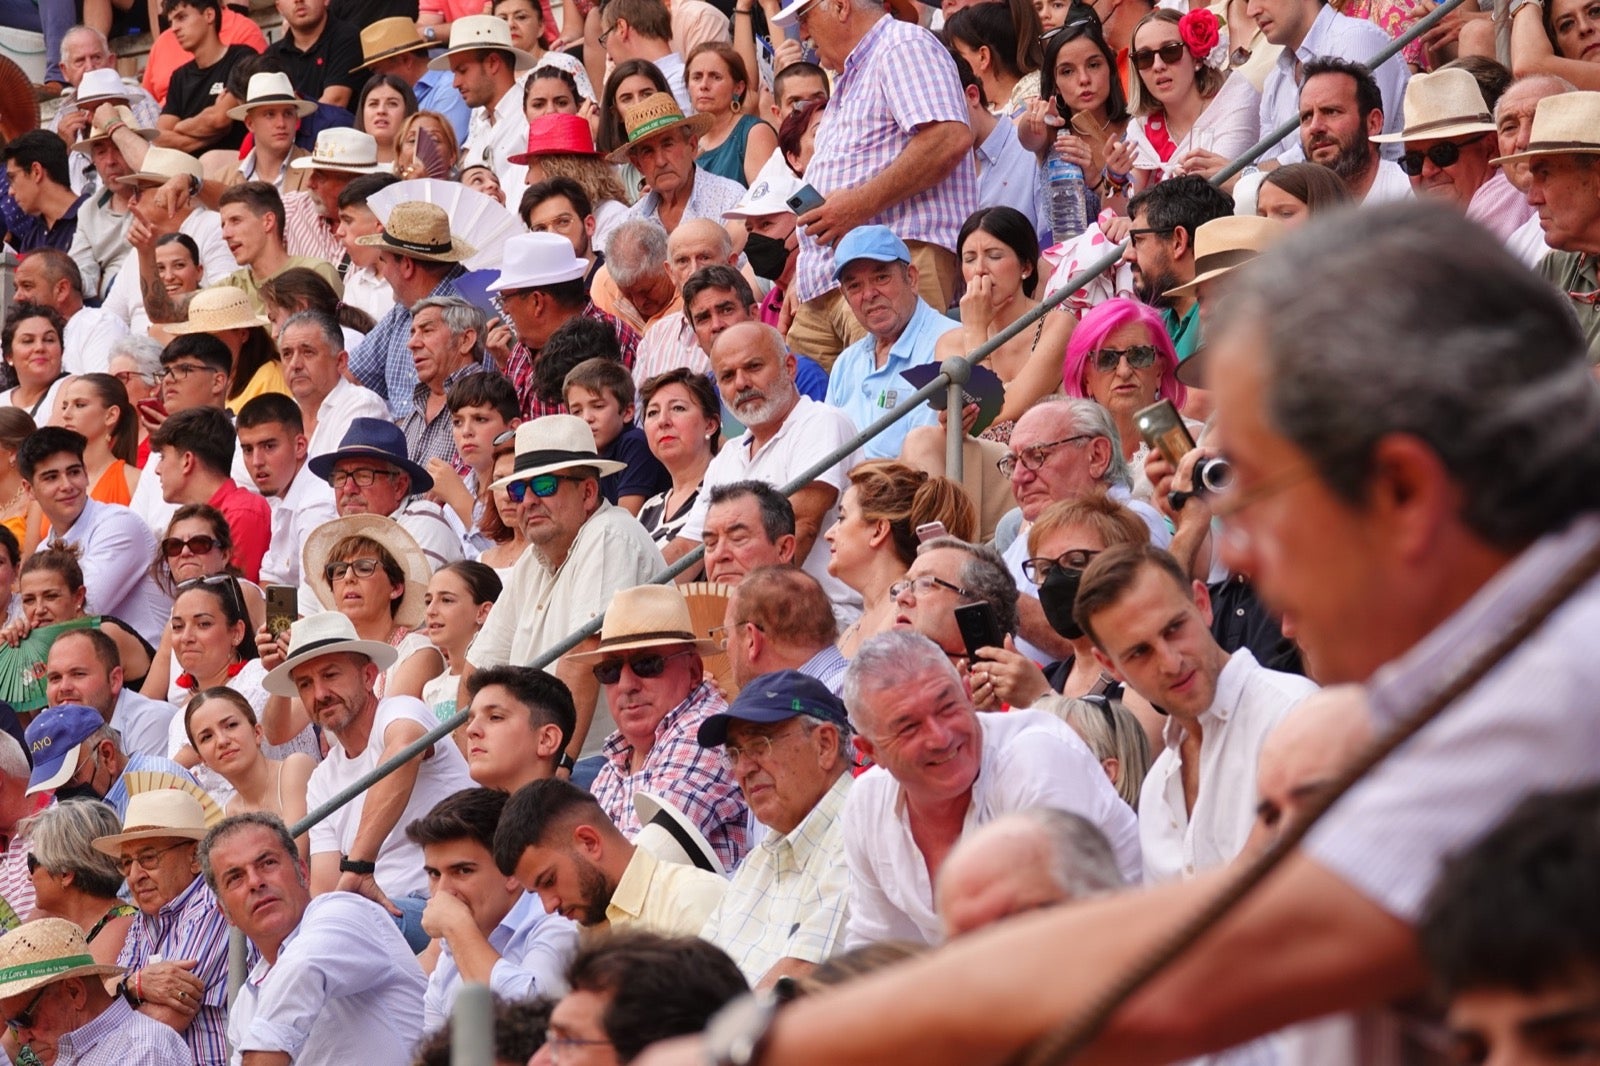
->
[507, 113, 601, 165]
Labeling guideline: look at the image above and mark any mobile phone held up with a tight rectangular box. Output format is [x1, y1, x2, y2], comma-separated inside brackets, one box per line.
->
[786, 183, 825, 216]
[954, 601, 1005, 661]
[1134, 398, 1195, 466]
[265, 585, 298, 640]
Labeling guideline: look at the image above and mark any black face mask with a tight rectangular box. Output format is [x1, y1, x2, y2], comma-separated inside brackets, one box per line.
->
[53, 753, 104, 805]
[744, 232, 791, 281]
[1038, 566, 1085, 640]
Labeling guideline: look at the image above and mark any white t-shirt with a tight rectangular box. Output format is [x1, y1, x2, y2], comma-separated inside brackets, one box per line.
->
[305, 378, 395, 458]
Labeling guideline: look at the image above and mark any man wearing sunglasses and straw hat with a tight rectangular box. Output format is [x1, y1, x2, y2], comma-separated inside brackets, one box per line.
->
[0, 917, 190, 1065]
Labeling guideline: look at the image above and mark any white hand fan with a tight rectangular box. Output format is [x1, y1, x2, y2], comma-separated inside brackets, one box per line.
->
[366, 178, 526, 273]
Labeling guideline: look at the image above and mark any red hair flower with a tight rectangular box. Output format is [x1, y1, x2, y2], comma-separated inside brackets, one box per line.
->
[1179, 9, 1221, 58]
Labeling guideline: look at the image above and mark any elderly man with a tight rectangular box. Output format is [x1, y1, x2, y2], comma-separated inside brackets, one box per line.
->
[461, 666, 576, 793]
[613, 97, 745, 235]
[236, 394, 339, 592]
[49, 32, 160, 192]
[575, 585, 747, 870]
[701, 481, 796, 588]
[262, 613, 474, 924]
[1121, 176, 1235, 363]
[63, 103, 140, 300]
[93, 790, 229, 1066]
[45, 629, 175, 758]
[201, 812, 427, 1063]
[400, 296, 488, 471]
[277, 311, 391, 459]
[0, 918, 190, 1065]
[893, 536, 1019, 676]
[25, 703, 196, 815]
[594, 217, 681, 339]
[774, 0, 976, 369]
[493, 779, 727, 934]
[935, 809, 1127, 939]
[697, 672, 853, 987]
[1247, 685, 1373, 855]
[1494, 74, 1568, 269]
[631, 219, 738, 383]
[12, 248, 126, 375]
[1077, 544, 1317, 884]
[837, 630, 1140, 947]
[668, 322, 862, 623]
[1371, 68, 1533, 243]
[278, 129, 386, 266]
[0, 734, 37, 920]
[434, 16, 532, 188]
[724, 566, 847, 693]
[465, 416, 665, 767]
[825, 226, 954, 460]
[406, 788, 578, 1032]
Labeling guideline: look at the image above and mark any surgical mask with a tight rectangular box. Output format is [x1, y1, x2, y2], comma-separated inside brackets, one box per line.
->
[743, 232, 791, 281]
[1037, 566, 1085, 640]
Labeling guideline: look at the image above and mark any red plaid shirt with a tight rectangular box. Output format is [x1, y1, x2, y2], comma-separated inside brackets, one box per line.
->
[503, 302, 642, 419]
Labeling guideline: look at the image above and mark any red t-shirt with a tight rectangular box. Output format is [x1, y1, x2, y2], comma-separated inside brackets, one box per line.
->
[208, 479, 272, 584]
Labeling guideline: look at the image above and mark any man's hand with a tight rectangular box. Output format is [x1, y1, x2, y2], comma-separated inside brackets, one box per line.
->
[151, 173, 194, 218]
[484, 318, 515, 371]
[137, 960, 204, 1015]
[773, 36, 804, 70]
[336, 870, 402, 916]
[420, 890, 473, 941]
[57, 108, 92, 144]
[798, 185, 871, 248]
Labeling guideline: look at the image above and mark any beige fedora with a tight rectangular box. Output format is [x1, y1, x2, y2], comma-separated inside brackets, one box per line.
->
[289, 127, 383, 174]
[427, 15, 536, 72]
[1492, 91, 1600, 164]
[488, 414, 627, 492]
[1166, 215, 1283, 300]
[355, 16, 432, 71]
[0, 919, 124, 1001]
[115, 145, 202, 188]
[163, 286, 271, 335]
[606, 95, 715, 164]
[263, 611, 401, 698]
[302, 514, 432, 629]
[69, 104, 157, 154]
[91, 789, 209, 856]
[227, 71, 317, 121]
[568, 584, 721, 663]
[355, 201, 476, 263]
[1371, 68, 1496, 144]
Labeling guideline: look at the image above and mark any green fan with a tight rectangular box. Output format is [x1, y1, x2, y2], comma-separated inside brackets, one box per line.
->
[0, 616, 98, 714]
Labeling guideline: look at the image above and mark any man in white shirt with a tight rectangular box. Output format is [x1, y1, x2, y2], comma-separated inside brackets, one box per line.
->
[235, 393, 337, 591]
[435, 16, 534, 190]
[407, 788, 578, 1033]
[202, 812, 427, 1064]
[1076, 543, 1316, 884]
[277, 311, 392, 461]
[12, 248, 127, 375]
[839, 630, 1141, 947]
[44, 629, 176, 759]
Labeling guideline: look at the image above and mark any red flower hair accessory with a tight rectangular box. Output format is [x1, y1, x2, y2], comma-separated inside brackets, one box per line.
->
[1178, 8, 1221, 59]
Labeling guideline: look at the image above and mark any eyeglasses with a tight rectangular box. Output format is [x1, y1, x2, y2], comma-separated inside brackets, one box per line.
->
[7, 985, 48, 1034]
[1092, 345, 1159, 374]
[1021, 548, 1101, 584]
[505, 474, 581, 503]
[162, 534, 220, 558]
[114, 840, 193, 876]
[1132, 41, 1187, 70]
[1399, 134, 1489, 177]
[591, 649, 695, 686]
[113, 369, 154, 386]
[708, 621, 761, 652]
[549, 1036, 613, 1064]
[1126, 226, 1176, 241]
[720, 723, 802, 768]
[997, 435, 1094, 478]
[597, 21, 617, 45]
[159, 361, 216, 381]
[1209, 460, 1318, 553]
[325, 557, 384, 585]
[329, 467, 400, 490]
[889, 574, 970, 600]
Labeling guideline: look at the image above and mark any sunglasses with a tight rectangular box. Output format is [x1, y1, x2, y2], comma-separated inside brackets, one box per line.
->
[1092, 345, 1159, 373]
[325, 557, 383, 585]
[591, 649, 695, 686]
[7, 985, 47, 1034]
[162, 534, 220, 558]
[24, 853, 39, 876]
[1399, 134, 1489, 177]
[1132, 41, 1187, 70]
[505, 474, 580, 503]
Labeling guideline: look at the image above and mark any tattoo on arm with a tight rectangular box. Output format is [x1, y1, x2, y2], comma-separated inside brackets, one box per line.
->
[141, 272, 194, 324]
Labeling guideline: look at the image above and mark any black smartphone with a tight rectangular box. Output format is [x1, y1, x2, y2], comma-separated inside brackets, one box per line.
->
[954, 601, 1005, 660]
[1134, 398, 1195, 466]
[265, 584, 298, 640]
[786, 183, 825, 215]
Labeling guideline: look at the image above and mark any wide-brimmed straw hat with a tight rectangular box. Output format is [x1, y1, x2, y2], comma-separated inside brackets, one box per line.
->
[426, 15, 535, 72]
[302, 514, 431, 629]
[115, 145, 202, 188]
[1165, 215, 1282, 301]
[507, 113, 600, 165]
[567, 584, 721, 663]
[355, 16, 432, 70]
[70, 104, 157, 154]
[1371, 68, 1496, 144]
[634, 792, 724, 875]
[0, 919, 124, 1000]
[354, 201, 476, 263]
[606, 95, 714, 164]
[488, 414, 626, 492]
[91, 789, 209, 856]
[1492, 91, 1600, 164]
[163, 286, 271, 335]
[262, 611, 401, 697]
[227, 71, 317, 121]
[289, 126, 384, 174]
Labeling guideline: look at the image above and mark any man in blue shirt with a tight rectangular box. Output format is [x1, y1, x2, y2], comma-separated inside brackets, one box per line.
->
[352, 17, 472, 143]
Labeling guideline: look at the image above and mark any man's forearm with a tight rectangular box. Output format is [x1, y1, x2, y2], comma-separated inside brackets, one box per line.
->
[848, 122, 972, 222]
[346, 752, 424, 862]
[444, 924, 504, 985]
[140, 261, 194, 325]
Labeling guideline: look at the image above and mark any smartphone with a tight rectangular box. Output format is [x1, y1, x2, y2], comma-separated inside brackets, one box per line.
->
[1135, 399, 1195, 466]
[265, 584, 298, 640]
[915, 521, 948, 544]
[786, 183, 825, 216]
[954, 601, 1005, 660]
[136, 397, 167, 422]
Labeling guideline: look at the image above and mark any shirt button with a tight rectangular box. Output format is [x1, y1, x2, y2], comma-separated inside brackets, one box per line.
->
[1236, 608, 1245, 616]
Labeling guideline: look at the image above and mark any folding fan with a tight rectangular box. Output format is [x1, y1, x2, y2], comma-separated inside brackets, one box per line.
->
[680, 581, 738, 700]
[121, 770, 226, 827]
[366, 178, 525, 273]
[0, 894, 19, 933]
[0, 55, 39, 145]
[0, 616, 96, 713]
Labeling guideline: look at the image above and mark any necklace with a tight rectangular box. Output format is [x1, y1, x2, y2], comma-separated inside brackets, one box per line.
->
[0, 482, 24, 516]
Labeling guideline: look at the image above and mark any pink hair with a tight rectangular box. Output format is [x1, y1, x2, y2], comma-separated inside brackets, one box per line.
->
[1061, 298, 1187, 410]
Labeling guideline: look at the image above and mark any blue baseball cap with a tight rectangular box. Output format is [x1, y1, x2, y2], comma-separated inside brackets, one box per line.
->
[831, 225, 910, 282]
[25, 704, 104, 796]
[697, 670, 850, 748]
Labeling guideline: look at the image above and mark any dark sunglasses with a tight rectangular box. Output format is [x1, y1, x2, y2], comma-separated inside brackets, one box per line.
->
[1132, 41, 1187, 70]
[162, 534, 219, 558]
[24, 852, 39, 876]
[591, 649, 694, 686]
[505, 474, 580, 503]
[7, 985, 47, 1034]
[1021, 548, 1101, 584]
[1092, 345, 1159, 373]
[1399, 134, 1488, 177]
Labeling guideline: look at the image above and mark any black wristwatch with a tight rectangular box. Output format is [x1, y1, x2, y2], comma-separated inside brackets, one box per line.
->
[558, 752, 577, 773]
[117, 975, 143, 1008]
[338, 856, 377, 875]
[704, 992, 779, 1066]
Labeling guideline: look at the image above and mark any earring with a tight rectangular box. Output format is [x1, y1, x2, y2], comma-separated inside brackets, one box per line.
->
[732, 96, 742, 113]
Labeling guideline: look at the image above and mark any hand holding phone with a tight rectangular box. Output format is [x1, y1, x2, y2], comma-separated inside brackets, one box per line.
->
[1135, 399, 1195, 467]
[954, 601, 1005, 661]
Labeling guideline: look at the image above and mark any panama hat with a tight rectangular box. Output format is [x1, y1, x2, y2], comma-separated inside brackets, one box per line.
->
[289, 126, 384, 174]
[227, 71, 317, 121]
[0, 919, 124, 1001]
[71, 68, 134, 110]
[115, 145, 202, 188]
[427, 15, 536, 72]
[162, 286, 271, 335]
[263, 612, 401, 697]
[488, 232, 589, 293]
[354, 201, 476, 263]
[355, 16, 432, 70]
[489, 414, 626, 491]
[307, 416, 436, 495]
[634, 791, 724, 875]
[567, 584, 721, 663]
[70, 104, 157, 154]
[302, 514, 432, 629]
[507, 113, 601, 165]
[1371, 68, 1496, 144]
[91, 789, 209, 856]
[606, 95, 714, 164]
[1492, 91, 1600, 164]
[1165, 215, 1282, 301]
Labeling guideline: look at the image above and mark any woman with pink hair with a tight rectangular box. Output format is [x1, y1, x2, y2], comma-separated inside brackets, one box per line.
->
[1061, 297, 1187, 462]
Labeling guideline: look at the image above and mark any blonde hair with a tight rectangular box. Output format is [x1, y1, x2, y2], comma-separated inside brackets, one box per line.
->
[1027, 493, 1150, 557]
[1125, 10, 1227, 117]
[1056, 696, 1151, 808]
[847, 460, 978, 567]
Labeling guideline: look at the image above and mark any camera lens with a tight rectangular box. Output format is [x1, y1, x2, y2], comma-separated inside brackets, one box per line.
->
[1196, 457, 1233, 495]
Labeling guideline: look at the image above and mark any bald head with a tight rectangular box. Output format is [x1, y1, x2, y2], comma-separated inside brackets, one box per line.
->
[709, 321, 798, 432]
[1496, 75, 1574, 192]
[667, 219, 735, 288]
[1248, 685, 1374, 855]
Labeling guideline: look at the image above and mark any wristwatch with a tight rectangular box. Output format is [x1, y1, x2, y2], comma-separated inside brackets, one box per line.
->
[117, 976, 143, 1009]
[423, 24, 438, 41]
[338, 856, 377, 875]
[704, 992, 780, 1066]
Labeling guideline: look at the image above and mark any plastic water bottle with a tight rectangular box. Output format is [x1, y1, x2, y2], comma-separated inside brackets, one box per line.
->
[1046, 148, 1088, 242]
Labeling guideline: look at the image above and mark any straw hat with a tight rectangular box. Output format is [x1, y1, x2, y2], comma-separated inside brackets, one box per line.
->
[355, 16, 432, 70]
[302, 514, 432, 629]
[606, 95, 715, 164]
[488, 414, 626, 492]
[227, 71, 317, 121]
[91, 789, 209, 856]
[1165, 215, 1283, 300]
[262, 611, 401, 698]
[354, 201, 476, 263]
[0, 919, 124, 1000]
[70, 104, 157, 154]
[163, 286, 271, 335]
[115, 145, 202, 188]
[289, 127, 384, 174]
[426, 15, 536, 72]
[1492, 91, 1600, 164]
[1370, 68, 1496, 144]
[567, 584, 721, 663]
[635, 792, 724, 875]
[71, 68, 134, 110]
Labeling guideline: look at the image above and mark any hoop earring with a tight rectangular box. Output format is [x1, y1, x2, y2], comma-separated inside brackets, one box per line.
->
[732, 96, 742, 113]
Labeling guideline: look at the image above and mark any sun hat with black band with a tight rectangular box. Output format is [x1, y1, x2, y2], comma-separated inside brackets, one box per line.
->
[226, 71, 317, 121]
[308, 417, 436, 495]
[488, 414, 626, 492]
[634, 791, 725, 875]
[1166, 215, 1284, 388]
[91, 789, 209, 856]
[262, 612, 400, 697]
[1492, 91, 1600, 165]
[354, 16, 433, 71]
[301, 514, 432, 629]
[697, 669, 851, 748]
[566, 584, 721, 664]
[0, 918, 124, 1001]
[1370, 68, 1496, 145]
[606, 94, 715, 165]
[354, 200, 477, 263]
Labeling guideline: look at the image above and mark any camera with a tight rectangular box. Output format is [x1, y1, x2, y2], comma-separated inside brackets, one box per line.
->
[1194, 457, 1234, 496]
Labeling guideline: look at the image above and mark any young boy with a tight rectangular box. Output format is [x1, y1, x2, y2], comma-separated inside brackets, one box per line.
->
[562, 357, 669, 516]
[435, 374, 521, 531]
